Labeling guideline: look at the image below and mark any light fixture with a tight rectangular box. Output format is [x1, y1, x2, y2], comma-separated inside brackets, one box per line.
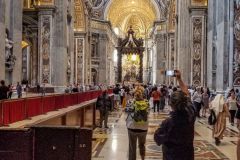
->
[131, 54, 137, 61]
[113, 49, 118, 62]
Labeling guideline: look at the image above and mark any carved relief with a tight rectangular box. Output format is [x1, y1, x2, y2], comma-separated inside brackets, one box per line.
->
[41, 16, 51, 83]
[192, 18, 202, 86]
[170, 38, 174, 70]
[74, 0, 85, 31]
[234, 3, 240, 85]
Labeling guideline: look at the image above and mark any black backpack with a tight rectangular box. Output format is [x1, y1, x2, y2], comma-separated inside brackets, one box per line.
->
[208, 110, 217, 125]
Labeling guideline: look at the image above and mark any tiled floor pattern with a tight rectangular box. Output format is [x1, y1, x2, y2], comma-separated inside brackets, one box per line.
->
[92, 109, 239, 160]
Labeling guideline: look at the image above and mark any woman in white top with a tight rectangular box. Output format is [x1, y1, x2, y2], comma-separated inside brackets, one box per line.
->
[227, 91, 239, 126]
[192, 87, 203, 118]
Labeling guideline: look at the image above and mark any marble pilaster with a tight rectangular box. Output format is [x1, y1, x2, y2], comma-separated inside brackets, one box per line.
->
[189, 7, 207, 87]
[38, 9, 54, 85]
[0, 0, 5, 80]
[155, 33, 167, 84]
[98, 34, 108, 84]
[228, 0, 234, 88]
[11, 0, 23, 84]
[74, 34, 85, 85]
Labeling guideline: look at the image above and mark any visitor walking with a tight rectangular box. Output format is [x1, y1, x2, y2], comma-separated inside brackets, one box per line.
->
[227, 91, 238, 126]
[96, 90, 112, 128]
[37, 83, 40, 94]
[41, 84, 46, 96]
[16, 82, 22, 98]
[202, 88, 210, 118]
[154, 70, 195, 160]
[0, 80, 9, 100]
[211, 94, 230, 145]
[126, 88, 149, 160]
[192, 87, 203, 117]
[7, 84, 13, 99]
[113, 84, 121, 109]
[151, 87, 160, 113]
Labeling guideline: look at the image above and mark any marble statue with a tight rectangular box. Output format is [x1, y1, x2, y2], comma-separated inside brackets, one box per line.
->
[5, 31, 16, 71]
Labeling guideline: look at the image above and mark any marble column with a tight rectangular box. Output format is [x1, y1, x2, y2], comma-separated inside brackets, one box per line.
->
[0, 0, 5, 80]
[207, 0, 214, 89]
[11, 0, 23, 84]
[98, 33, 108, 84]
[176, 0, 191, 84]
[215, 0, 231, 92]
[51, 0, 68, 86]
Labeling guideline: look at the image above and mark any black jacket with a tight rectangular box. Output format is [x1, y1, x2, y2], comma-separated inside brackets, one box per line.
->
[0, 85, 9, 100]
[154, 109, 195, 160]
[96, 94, 112, 112]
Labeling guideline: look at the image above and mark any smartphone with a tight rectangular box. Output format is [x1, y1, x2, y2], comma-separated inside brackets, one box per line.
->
[165, 70, 176, 77]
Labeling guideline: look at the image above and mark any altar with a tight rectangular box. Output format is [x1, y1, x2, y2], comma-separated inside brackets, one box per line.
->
[116, 26, 145, 83]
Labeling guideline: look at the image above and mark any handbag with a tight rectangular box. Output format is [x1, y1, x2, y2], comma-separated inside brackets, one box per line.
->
[208, 110, 217, 125]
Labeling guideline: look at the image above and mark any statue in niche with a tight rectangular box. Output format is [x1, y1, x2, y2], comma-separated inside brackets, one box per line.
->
[234, 13, 240, 41]
[5, 29, 16, 72]
[234, 48, 240, 73]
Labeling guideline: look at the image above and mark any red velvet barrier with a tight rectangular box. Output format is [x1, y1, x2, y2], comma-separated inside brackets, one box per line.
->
[2, 99, 26, 125]
[26, 97, 42, 118]
[64, 94, 72, 107]
[55, 95, 65, 109]
[78, 93, 84, 104]
[0, 101, 3, 126]
[42, 96, 56, 114]
[72, 93, 78, 105]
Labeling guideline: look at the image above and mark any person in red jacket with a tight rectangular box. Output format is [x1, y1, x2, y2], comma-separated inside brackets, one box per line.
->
[151, 87, 161, 113]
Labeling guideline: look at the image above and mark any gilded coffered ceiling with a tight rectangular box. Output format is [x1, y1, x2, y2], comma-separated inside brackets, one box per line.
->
[106, 0, 158, 38]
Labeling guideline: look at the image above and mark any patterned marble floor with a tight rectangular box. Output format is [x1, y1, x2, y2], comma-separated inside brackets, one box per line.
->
[92, 108, 239, 160]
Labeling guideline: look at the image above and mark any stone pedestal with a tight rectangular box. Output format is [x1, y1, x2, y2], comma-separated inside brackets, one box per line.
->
[0, 0, 5, 81]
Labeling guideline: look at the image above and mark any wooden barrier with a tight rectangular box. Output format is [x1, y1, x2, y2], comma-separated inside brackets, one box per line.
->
[0, 89, 113, 127]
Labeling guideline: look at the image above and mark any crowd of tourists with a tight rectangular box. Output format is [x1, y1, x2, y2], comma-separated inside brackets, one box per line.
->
[0, 80, 23, 100]
[95, 70, 240, 160]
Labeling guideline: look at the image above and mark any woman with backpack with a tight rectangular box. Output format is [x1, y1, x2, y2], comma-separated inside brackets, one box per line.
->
[210, 94, 230, 145]
[126, 88, 149, 160]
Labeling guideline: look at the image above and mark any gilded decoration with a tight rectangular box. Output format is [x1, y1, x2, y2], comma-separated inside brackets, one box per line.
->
[168, 0, 176, 31]
[41, 16, 51, 83]
[191, 0, 208, 6]
[233, 2, 240, 85]
[116, 26, 145, 83]
[192, 17, 202, 86]
[106, 0, 157, 38]
[74, 0, 85, 31]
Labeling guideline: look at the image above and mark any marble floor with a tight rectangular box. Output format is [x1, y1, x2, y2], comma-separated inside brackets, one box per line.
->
[91, 107, 239, 160]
